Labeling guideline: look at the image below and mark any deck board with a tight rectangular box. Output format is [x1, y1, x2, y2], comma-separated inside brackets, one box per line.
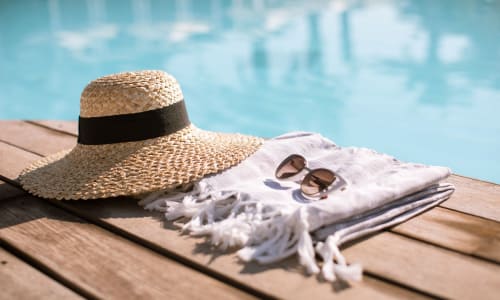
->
[3, 121, 498, 250]
[0, 120, 499, 299]
[0, 141, 40, 179]
[0, 142, 428, 299]
[392, 207, 500, 263]
[0, 180, 25, 201]
[443, 175, 500, 222]
[0, 120, 76, 156]
[55, 196, 429, 300]
[21, 120, 500, 222]
[0, 195, 254, 300]
[28, 120, 78, 136]
[0, 247, 82, 300]
[343, 232, 500, 300]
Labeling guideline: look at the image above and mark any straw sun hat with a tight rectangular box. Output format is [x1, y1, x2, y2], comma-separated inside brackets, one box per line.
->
[19, 70, 263, 200]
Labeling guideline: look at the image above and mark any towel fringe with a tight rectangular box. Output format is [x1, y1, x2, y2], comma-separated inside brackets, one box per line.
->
[143, 181, 362, 282]
[316, 235, 363, 282]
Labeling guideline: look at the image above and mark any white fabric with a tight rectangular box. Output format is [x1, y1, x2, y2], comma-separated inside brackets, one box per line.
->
[140, 132, 455, 282]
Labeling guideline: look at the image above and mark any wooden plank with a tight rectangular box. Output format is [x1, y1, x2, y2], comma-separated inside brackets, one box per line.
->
[0, 124, 429, 299]
[0, 141, 40, 180]
[56, 197, 429, 300]
[5, 121, 500, 240]
[3, 120, 500, 295]
[344, 233, 500, 300]
[5, 121, 500, 298]
[12, 123, 500, 268]
[392, 207, 500, 263]
[28, 120, 78, 136]
[0, 247, 82, 300]
[0, 180, 25, 201]
[0, 195, 254, 300]
[443, 175, 500, 222]
[22, 121, 500, 222]
[0, 121, 76, 156]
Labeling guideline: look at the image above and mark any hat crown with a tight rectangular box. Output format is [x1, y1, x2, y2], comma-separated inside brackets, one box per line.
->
[80, 70, 184, 118]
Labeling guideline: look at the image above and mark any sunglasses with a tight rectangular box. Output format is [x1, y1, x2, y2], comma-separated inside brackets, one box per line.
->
[275, 154, 341, 197]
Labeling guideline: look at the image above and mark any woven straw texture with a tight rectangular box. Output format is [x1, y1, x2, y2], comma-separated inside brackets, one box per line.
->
[80, 70, 183, 117]
[19, 70, 263, 200]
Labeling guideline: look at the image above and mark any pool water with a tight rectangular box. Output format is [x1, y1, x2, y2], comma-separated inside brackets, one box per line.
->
[1, 0, 499, 183]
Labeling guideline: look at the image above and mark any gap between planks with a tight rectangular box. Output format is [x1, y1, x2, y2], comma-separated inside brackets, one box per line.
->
[0, 158, 428, 300]
[0, 245, 83, 300]
[25, 120, 500, 222]
[0, 194, 256, 300]
[5, 176, 499, 300]
[0, 180, 272, 300]
[2, 120, 500, 298]
[0, 122, 435, 299]
[3, 120, 500, 296]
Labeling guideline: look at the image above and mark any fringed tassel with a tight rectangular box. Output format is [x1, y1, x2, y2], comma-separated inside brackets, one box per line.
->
[142, 182, 360, 282]
[238, 207, 319, 275]
[296, 208, 320, 274]
[316, 235, 363, 282]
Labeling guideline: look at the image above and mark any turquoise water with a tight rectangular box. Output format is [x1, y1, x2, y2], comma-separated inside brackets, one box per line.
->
[1, 0, 499, 183]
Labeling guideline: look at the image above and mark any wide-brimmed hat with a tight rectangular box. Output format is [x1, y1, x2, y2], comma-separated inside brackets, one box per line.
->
[19, 70, 263, 200]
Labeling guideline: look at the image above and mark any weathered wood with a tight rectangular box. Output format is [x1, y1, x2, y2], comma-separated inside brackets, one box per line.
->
[28, 120, 78, 136]
[5, 121, 498, 253]
[0, 180, 25, 201]
[2, 120, 500, 299]
[444, 175, 500, 222]
[0, 195, 254, 300]
[0, 247, 82, 300]
[0, 121, 76, 156]
[56, 197, 429, 300]
[0, 123, 428, 299]
[0, 141, 40, 179]
[393, 207, 500, 263]
[343, 233, 500, 300]
[23, 120, 500, 222]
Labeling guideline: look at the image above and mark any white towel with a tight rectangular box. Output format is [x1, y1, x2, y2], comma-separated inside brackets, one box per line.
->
[140, 132, 455, 282]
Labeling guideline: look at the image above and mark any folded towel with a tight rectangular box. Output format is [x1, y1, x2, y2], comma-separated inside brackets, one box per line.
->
[140, 132, 455, 282]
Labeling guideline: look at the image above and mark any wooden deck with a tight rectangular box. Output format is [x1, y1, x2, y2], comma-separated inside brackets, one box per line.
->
[0, 120, 499, 300]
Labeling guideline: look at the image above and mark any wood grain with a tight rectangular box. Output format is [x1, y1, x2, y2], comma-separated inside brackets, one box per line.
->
[444, 175, 500, 222]
[57, 197, 429, 300]
[2, 120, 499, 299]
[343, 233, 500, 300]
[0, 121, 76, 156]
[0, 141, 40, 179]
[393, 207, 500, 263]
[0, 180, 25, 201]
[0, 195, 254, 300]
[28, 120, 78, 136]
[30, 120, 500, 221]
[0, 122, 429, 299]
[0, 247, 82, 300]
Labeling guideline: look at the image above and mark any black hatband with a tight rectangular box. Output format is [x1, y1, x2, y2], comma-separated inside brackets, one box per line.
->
[78, 100, 190, 145]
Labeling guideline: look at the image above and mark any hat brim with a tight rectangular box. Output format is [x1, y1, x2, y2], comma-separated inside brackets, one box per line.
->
[19, 124, 263, 200]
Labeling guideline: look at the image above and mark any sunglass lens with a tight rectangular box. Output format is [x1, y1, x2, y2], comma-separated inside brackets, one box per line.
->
[301, 169, 336, 195]
[275, 155, 306, 179]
